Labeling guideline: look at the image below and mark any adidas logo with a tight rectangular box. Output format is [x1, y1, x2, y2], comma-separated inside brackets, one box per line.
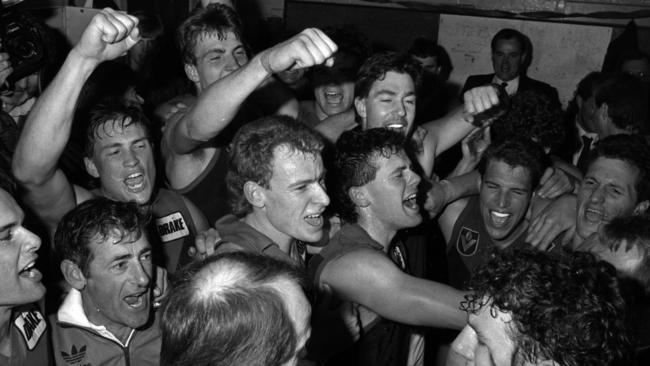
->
[61, 344, 86, 364]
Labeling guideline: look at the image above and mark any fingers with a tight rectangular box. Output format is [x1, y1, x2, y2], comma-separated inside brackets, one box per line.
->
[268, 28, 338, 73]
[537, 168, 572, 199]
[153, 266, 169, 307]
[539, 167, 553, 186]
[191, 228, 223, 259]
[99, 8, 139, 44]
[0, 53, 12, 83]
[463, 85, 499, 115]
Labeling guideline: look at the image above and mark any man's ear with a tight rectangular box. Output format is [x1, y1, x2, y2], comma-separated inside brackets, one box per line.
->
[184, 63, 200, 84]
[349, 186, 370, 208]
[354, 97, 367, 118]
[634, 200, 649, 215]
[84, 157, 99, 178]
[61, 259, 87, 291]
[599, 102, 610, 122]
[243, 181, 265, 209]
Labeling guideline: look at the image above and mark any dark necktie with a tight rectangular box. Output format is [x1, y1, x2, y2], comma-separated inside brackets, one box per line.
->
[577, 135, 593, 172]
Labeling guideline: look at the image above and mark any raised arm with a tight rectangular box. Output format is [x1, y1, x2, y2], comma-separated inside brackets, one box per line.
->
[417, 85, 499, 176]
[320, 249, 467, 330]
[12, 9, 140, 231]
[166, 28, 337, 155]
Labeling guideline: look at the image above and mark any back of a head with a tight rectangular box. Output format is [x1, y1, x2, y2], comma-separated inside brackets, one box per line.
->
[355, 51, 421, 100]
[160, 251, 305, 366]
[491, 90, 564, 152]
[477, 137, 551, 189]
[226, 115, 324, 217]
[588, 134, 650, 204]
[331, 128, 410, 223]
[463, 245, 630, 366]
[592, 73, 649, 134]
[178, 3, 243, 66]
[326, 26, 371, 70]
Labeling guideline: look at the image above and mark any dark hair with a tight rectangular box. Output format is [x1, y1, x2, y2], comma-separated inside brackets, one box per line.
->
[53, 198, 150, 276]
[331, 128, 413, 223]
[355, 52, 421, 100]
[588, 134, 650, 204]
[308, 26, 371, 86]
[602, 214, 650, 291]
[491, 90, 564, 151]
[592, 73, 648, 133]
[490, 28, 527, 54]
[617, 49, 650, 70]
[226, 115, 324, 217]
[407, 37, 453, 80]
[84, 99, 153, 159]
[161, 251, 307, 366]
[462, 246, 631, 366]
[327, 26, 371, 70]
[575, 71, 603, 101]
[477, 138, 551, 189]
[177, 3, 243, 65]
[77, 61, 138, 111]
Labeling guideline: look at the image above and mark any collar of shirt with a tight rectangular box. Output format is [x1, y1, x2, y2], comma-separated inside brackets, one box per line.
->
[575, 117, 599, 143]
[493, 75, 519, 96]
[57, 288, 135, 348]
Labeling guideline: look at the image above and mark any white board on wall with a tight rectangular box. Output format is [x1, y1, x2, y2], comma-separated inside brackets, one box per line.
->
[438, 14, 613, 107]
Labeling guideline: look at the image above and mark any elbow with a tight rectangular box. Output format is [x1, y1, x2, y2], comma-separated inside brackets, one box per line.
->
[12, 156, 46, 187]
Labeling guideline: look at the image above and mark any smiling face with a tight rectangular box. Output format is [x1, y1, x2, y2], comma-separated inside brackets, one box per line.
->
[492, 38, 525, 82]
[81, 231, 153, 339]
[257, 146, 330, 246]
[0, 190, 45, 308]
[85, 120, 156, 205]
[480, 160, 533, 245]
[356, 71, 416, 136]
[186, 31, 248, 92]
[361, 150, 422, 233]
[576, 157, 641, 242]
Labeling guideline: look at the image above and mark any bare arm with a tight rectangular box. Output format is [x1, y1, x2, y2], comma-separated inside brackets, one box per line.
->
[313, 109, 357, 143]
[321, 249, 467, 330]
[12, 9, 139, 231]
[418, 86, 499, 176]
[424, 172, 479, 219]
[438, 198, 470, 244]
[166, 28, 337, 155]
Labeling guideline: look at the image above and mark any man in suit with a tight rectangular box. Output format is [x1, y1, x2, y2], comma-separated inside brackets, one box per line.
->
[461, 28, 559, 105]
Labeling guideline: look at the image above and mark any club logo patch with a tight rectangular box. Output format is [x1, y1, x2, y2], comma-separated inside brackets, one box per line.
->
[13, 309, 46, 350]
[457, 227, 479, 256]
[155, 212, 190, 242]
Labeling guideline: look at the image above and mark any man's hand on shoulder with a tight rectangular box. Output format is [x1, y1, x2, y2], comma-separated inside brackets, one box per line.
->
[73, 8, 140, 65]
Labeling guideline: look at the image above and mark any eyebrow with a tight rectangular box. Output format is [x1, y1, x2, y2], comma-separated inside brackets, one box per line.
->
[199, 48, 225, 59]
[288, 177, 321, 189]
[0, 222, 15, 233]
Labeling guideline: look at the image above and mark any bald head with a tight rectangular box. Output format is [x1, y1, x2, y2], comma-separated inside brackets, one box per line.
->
[161, 252, 311, 366]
